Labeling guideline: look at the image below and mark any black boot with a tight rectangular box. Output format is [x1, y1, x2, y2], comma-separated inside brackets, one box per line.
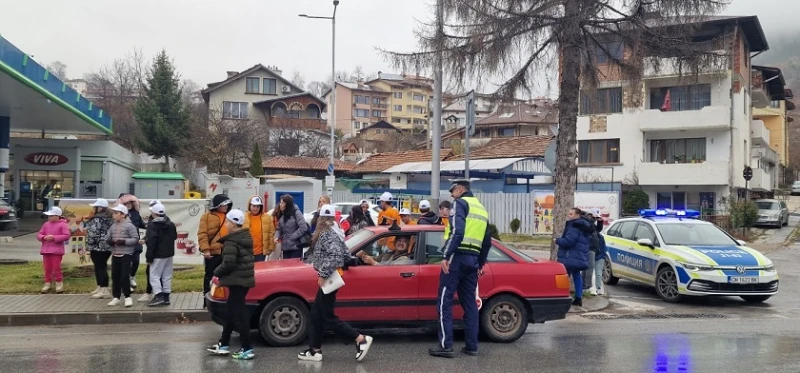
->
[163, 293, 171, 306]
[428, 346, 455, 358]
[572, 297, 583, 307]
[148, 293, 166, 307]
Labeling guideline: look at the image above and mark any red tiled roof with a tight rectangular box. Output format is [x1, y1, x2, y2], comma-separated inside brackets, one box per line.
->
[477, 103, 558, 125]
[450, 136, 554, 160]
[350, 149, 453, 174]
[262, 157, 355, 172]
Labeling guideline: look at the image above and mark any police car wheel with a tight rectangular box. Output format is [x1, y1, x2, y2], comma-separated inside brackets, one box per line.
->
[655, 266, 683, 303]
[259, 296, 309, 347]
[602, 258, 619, 285]
[740, 295, 771, 303]
[480, 295, 528, 343]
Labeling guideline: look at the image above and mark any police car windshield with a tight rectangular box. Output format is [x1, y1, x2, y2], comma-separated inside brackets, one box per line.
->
[656, 223, 738, 246]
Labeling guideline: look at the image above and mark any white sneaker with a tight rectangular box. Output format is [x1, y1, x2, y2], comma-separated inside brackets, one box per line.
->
[41, 282, 51, 294]
[89, 286, 101, 295]
[92, 288, 110, 299]
[124, 297, 133, 307]
[590, 288, 598, 296]
[108, 298, 121, 306]
[355, 335, 373, 362]
[597, 288, 605, 296]
[298, 348, 323, 362]
[138, 293, 153, 302]
[130, 277, 138, 288]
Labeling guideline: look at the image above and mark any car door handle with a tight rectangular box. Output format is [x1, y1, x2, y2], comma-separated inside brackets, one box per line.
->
[400, 272, 415, 278]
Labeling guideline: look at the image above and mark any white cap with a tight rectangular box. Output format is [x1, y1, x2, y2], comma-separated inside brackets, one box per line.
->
[319, 204, 336, 217]
[149, 199, 162, 207]
[111, 205, 129, 215]
[419, 200, 431, 209]
[379, 192, 393, 202]
[359, 199, 369, 205]
[150, 203, 166, 216]
[226, 209, 245, 226]
[89, 199, 108, 208]
[44, 207, 63, 216]
[250, 196, 263, 206]
[592, 208, 602, 216]
[399, 208, 411, 215]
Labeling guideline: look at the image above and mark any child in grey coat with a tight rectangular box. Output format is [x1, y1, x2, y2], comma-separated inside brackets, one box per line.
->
[106, 204, 141, 307]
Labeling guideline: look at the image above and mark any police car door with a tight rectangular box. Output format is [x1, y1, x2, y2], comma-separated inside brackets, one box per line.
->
[630, 222, 660, 282]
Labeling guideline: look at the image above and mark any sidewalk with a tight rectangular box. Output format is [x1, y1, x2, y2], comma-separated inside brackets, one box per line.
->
[0, 292, 208, 326]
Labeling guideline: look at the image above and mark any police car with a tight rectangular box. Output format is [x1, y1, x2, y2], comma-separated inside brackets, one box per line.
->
[602, 209, 778, 303]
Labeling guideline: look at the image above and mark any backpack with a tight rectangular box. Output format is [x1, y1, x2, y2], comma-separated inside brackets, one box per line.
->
[588, 230, 600, 253]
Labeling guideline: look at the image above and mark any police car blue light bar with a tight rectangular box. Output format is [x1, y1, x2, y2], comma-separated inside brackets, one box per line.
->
[638, 209, 701, 218]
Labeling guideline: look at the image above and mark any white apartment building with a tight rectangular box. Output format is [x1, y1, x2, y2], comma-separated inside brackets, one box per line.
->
[575, 16, 771, 212]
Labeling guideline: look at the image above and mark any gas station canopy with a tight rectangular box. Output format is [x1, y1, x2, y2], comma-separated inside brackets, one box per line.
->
[0, 35, 113, 135]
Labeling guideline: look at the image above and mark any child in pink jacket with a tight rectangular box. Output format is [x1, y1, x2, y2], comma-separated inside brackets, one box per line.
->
[37, 207, 71, 293]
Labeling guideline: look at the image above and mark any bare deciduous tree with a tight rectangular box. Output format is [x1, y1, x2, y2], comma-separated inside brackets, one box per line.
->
[291, 71, 306, 90]
[46, 61, 68, 80]
[384, 0, 728, 259]
[85, 49, 146, 151]
[307, 81, 331, 98]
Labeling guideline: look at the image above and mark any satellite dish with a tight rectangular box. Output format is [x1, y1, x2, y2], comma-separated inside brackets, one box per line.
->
[543, 140, 557, 174]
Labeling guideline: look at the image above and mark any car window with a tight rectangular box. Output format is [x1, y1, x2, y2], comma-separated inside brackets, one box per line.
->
[356, 233, 417, 265]
[487, 246, 514, 262]
[755, 201, 780, 210]
[633, 223, 659, 245]
[346, 229, 375, 251]
[616, 222, 637, 240]
[425, 232, 445, 260]
[780, 202, 787, 209]
[655, 223, 739, 246]
[606, 223, 620, 237]
[337, 205, 353, 215]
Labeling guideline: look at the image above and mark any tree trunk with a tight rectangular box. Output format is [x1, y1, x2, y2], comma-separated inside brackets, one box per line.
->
[550, 0, 582, 261]
[163, 155, 171, 172]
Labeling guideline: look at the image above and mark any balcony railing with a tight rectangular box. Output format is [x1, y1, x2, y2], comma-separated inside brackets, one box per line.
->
[639, 105, 730, 132]
[750, 120, 770, 146]
[638, 161, 729, 186]
[643, 54, 729, 79]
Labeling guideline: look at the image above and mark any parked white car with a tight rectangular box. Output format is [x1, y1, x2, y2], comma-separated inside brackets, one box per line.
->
[792, 181, 800, 196]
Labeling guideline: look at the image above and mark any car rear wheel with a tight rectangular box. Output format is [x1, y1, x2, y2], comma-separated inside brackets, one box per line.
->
[258, 296, 309, 347]
[655, 266, 683, 303]
[480, 295, 528, 343]
[602, 258, 619, 285]
[740, 295, 772, 303]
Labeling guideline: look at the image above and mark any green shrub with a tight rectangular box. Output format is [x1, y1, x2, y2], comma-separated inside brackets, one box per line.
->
[487, 223, 501, 240]
[509, 218, 521, 234]
[728, 200, 759, 228]
[622, 189, 650, 215]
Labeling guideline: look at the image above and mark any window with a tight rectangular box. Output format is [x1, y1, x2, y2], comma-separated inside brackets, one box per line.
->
[354, 109, 369, 117]
[580, 88, 623, 114]
[245, 77, 260, 93]
[372, 97, 382, 105]
[656, 192, 686, 209]
[222, 101, 248, 119]
[353, 122, 361, 130]
[649, 138, 706, 163]
[478, 129, 490, 138]
[499, 128, 515, 137]
[413, 118, 426, 125]
[263, 78, 277, 95]
[394, 105, 403, 111]
[412, 106, 425, 114]
[649, 85, 711, 111]
[357, 234, 417, 264]
[656, 223, 738, 246]
[413, 94, 425, 102]
[615, 222, 637, 240]
[633, 223, 658, 245]
[591, 41, 624, 64]
[354, 95, 369, 104]
[372, 110, 382, 118]
[392, 118, 401, 123]
[393, 92, 403, 99]
[304, 105, 320, 119]
[578, 139, 620, 165]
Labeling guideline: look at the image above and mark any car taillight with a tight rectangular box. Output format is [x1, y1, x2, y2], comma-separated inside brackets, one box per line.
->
[555, 274, 571, 290]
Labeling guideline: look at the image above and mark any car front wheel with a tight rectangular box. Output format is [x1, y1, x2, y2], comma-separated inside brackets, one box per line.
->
[258, 296, 309, 347]
[480, 295, 528, 343]
[655, 266, 683, 303]
[740, 295, 772, 303]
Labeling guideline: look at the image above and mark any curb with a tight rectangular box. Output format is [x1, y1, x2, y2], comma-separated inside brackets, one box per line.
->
[0, 310, 210, 327]
[783, 223, 800, 246]
[567, 295, 609, 314]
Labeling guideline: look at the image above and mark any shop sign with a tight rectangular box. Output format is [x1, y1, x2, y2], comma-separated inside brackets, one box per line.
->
[24, 152, 69, 166]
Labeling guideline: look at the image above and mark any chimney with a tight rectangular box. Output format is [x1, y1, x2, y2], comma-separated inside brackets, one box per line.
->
[226, 71, 239, 78]
[268, 65, 283, 76]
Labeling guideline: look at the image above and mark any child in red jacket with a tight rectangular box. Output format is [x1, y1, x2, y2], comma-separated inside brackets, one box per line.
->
[37, 207, 71, 293]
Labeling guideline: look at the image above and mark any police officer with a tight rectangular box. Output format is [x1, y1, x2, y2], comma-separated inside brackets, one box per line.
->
[429, 179, 492, 358]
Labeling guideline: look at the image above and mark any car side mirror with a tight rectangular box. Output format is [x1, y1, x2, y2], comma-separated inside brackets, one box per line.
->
[636, 238, 655, 248]
[736, 239, 747, 246]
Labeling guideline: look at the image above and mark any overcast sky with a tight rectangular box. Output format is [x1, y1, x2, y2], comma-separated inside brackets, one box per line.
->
[0, 0, 795, 97]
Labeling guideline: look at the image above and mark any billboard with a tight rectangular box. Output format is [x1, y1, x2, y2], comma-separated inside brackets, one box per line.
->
[532, 191, 620, 234]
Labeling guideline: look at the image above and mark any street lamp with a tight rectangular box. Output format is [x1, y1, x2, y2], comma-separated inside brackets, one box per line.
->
[300, 0, 339, 193]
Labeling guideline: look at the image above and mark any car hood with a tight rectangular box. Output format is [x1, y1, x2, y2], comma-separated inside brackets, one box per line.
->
[671, 245, 772, 267]
[254, 258, 311, 273]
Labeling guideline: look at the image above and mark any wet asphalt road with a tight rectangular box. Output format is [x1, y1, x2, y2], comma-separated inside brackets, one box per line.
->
[2, 318, 800, 373]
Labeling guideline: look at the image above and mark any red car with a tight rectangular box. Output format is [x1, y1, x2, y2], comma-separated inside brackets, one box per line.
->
[206, 225, 572, 347]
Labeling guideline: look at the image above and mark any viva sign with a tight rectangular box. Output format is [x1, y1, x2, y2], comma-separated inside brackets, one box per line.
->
[24, 152, 69, 166]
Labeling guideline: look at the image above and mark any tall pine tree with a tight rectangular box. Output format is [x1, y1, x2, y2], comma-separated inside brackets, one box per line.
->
[249, 143, 263, 176]
[134, 50, 189, 171]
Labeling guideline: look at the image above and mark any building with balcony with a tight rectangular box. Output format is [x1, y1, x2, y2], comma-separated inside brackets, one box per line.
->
[325, 81, 392, 138]
[572, 15, 769, 211]
[752, 65, 794, 186]
[201, 64, 306, 120]
[440, 101, 557, 148]
[365, 72, 433, 131]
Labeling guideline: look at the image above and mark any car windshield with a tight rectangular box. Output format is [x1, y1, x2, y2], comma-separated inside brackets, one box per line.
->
[337, 204, 353, 215]
[656, 223, 738, 246]
[505, 245, 535, 262]
[345, 229, 375, 251]
[755, 202, 779, 210]
[0, 200, 8, 207]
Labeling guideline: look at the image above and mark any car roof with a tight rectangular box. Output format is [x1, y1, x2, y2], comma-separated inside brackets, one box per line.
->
[363, 225, 444, 234]
[611, 217, 712, 225]
[754, 199, 780, 203]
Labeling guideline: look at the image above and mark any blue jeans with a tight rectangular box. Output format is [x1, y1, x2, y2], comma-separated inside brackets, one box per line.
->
[569, 268, 583, 299]
[594, 258, 605, 291]
[283, 250, 302, 259]
[254, 254, 266, 262]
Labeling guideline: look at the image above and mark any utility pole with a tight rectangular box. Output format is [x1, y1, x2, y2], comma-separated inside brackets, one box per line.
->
[465, 90, 475, 180]
[431, 0, 444, 203]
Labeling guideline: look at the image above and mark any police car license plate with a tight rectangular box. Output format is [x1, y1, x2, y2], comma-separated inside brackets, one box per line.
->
[729, 276, 758, 284]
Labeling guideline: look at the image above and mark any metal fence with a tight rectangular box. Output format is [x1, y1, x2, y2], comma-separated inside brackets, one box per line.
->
[332, 191, 537, 234]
